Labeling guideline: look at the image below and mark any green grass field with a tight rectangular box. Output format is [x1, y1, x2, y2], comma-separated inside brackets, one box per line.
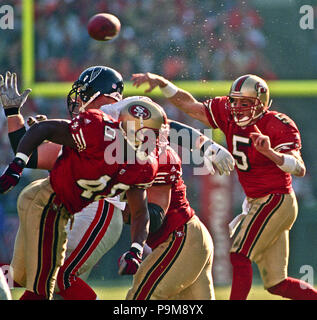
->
[10, 280, 286, 300]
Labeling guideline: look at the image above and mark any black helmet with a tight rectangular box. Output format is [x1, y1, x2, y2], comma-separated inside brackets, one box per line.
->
[67, 66, 124, 117]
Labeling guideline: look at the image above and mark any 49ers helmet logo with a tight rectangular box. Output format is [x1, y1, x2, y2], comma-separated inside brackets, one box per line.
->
[128, 105, 151, 119]
[255, 82, 267, 94]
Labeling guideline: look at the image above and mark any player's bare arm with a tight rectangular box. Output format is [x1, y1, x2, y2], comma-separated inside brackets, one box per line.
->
[7, 115, 62, 170]
[118, 187, 150, 276]
[147, 184, 171, 214]
[122, 184, 170, 234]
[131, 72, 210, 126]
[122, 185, 170, 238]
[0, 120, 75, 194]
[125, 187, 150, 247]
[250, 125, 305, 177]
[15, 120, 75, 159]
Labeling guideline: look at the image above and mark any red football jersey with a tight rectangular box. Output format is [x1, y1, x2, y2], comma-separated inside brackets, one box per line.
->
[204, 96, 302, 198]
[50, 109, 158, 214]
[146, 146, 195, 249]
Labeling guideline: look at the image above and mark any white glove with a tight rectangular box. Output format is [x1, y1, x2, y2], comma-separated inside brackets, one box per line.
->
[203, 140, 235, 176]
[0, 71, 32, 116]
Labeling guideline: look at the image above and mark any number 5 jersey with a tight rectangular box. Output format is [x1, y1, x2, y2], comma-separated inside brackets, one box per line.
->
[203, 96, 302, 198]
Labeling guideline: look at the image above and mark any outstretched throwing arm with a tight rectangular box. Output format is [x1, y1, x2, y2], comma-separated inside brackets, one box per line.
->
[131, 72, 210, 126]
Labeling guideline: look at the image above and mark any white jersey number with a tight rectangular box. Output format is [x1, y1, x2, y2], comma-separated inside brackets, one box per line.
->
[232, 135, 251, 171]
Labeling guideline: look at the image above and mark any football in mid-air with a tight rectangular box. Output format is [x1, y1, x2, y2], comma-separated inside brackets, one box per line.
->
[87, 13, 121, 41]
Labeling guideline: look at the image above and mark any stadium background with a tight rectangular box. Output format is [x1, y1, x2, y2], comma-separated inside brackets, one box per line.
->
[0, 0, 317, 294]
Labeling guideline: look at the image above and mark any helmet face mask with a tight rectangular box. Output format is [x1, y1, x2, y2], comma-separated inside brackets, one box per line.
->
[227, 74, 271, 127]
[67, 80, 93, 117]
[67, 66, 124, 118]
[229, 96, 263, 127]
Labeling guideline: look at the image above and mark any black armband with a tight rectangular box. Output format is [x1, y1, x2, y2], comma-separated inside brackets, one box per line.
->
[169, 120, 203, 150]
[148, 202, 165, 233]
[8, 127, 26, 153]
[200, 139, 214, 155]
[4, 107, 20, 117]
[8, 127, 38, 169]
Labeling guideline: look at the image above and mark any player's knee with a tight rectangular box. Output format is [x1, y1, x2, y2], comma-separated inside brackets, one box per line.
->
[230, 252, 251, 267]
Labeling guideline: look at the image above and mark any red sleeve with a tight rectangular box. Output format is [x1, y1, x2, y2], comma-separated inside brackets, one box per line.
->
[154, 148, 182, 185]
[203, 96, 231, 132]
[270, 112, 302, 152]
[69, 109, 111, 153]
[154, 163, 182, 185]
[122, 161, 158, 189]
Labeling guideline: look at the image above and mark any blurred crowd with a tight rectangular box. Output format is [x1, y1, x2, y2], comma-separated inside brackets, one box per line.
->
[37, 0, 278, 82]
[2, 0, 279, 82]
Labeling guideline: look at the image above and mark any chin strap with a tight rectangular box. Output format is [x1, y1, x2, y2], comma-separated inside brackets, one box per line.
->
[79, 91, 101, 113]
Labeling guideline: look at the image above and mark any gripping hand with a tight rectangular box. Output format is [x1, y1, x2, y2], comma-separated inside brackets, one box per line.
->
[0, 157, 26, 194]
[202, 140, 235, 175]
[118, 246, 142, 275]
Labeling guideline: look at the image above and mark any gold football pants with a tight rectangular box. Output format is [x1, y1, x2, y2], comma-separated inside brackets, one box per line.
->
[126, 215, 215, 300]
[230, 192, 298, 288]
[11, 177, 70, 299]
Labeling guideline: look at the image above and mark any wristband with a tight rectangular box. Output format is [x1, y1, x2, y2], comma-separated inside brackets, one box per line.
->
[278, 154, 300, 174]
[8, 127, 27, 153]
[131, 242, 143, 255]
[4, 107, 20, 117]
[15, 152, 30, 165]
[160, 82, 178, 98]
[200, 140, 214, 156]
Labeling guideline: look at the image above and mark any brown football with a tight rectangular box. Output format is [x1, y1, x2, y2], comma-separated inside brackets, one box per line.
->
[87, 13, 121, 41]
